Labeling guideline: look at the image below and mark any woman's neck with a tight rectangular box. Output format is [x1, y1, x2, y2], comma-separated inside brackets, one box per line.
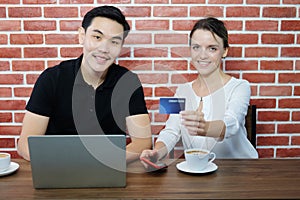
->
[193, 71, 231, 97]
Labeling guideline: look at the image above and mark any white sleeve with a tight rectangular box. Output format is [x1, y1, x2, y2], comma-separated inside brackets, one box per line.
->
[156, 87, 185, 153]
[224, 80, 250, 138]
[156, 114, 182, 153]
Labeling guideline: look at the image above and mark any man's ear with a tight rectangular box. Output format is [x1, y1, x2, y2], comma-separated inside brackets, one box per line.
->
[78, 27, 85, 45]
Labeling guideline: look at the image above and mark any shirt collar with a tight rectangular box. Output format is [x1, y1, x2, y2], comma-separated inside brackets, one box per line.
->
[74, 54, 120, 90]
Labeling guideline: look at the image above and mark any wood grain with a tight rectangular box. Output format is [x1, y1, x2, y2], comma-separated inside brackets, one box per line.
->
[1, 159, 300, 199]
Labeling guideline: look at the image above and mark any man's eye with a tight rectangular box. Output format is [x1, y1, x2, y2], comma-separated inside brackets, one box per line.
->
[94, 36, 101, 40]
[111, 40, 120, 45]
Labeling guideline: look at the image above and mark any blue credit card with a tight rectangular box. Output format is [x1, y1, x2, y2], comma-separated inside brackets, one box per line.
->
[159, 98, 186, 114]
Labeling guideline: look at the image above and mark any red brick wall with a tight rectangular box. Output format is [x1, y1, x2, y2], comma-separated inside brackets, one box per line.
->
[0, 0, 299, 158]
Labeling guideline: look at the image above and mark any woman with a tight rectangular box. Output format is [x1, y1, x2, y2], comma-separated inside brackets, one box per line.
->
[141, 17, 258, 167]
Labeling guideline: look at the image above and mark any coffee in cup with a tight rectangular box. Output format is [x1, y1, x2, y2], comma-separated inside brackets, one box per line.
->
[0, 152, 11, 172]
[184, 148, 216, 171]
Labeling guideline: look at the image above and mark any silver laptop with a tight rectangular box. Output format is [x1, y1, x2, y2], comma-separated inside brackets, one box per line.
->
[28, 135, 126, 189]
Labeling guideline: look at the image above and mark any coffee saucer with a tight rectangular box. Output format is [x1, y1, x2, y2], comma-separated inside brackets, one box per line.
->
[176, 161, 218, 174]
[0, 162, 19, 177]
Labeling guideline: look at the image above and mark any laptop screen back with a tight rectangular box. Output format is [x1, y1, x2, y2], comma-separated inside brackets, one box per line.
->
[28, 135, 126, 189]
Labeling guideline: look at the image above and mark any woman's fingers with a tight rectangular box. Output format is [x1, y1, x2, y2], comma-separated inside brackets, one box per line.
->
[181, 122, 206, 136]
[180, 111, 204, 120]
[180, 110, 206, 136]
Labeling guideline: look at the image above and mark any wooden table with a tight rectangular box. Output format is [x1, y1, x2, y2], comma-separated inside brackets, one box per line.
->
[1, 159, 300, 199]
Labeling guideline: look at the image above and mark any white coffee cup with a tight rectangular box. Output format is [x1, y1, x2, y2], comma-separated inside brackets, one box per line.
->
[184, 148, 216, 171]
[0, 152, 11, 172]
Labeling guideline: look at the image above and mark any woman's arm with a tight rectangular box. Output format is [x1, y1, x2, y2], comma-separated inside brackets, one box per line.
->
[180, 79, 250, 140]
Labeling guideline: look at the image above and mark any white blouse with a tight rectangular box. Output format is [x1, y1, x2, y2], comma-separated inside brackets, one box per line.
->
[156, 77, 258, 158]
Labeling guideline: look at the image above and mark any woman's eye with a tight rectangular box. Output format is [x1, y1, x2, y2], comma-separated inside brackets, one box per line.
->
[209, 47, 218, 52]
[192, 45, 199, 50]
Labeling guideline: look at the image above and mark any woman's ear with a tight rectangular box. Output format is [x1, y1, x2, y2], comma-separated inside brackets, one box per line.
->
[78, 27, 85, 45]
[222, 48, 229, 58]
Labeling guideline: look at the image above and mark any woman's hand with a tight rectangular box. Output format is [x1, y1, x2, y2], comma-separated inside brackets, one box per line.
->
[180, 110, 207, 136]
[180, 110, 226, 140]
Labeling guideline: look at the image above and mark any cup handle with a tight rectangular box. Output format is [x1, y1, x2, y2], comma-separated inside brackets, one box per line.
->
[208, 152, 216, 163]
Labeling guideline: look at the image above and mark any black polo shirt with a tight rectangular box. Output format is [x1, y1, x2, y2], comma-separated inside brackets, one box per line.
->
[26, 55, 148, 135]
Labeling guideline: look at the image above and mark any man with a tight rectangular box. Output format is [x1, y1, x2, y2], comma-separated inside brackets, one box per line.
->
[17, 6, 152, 163]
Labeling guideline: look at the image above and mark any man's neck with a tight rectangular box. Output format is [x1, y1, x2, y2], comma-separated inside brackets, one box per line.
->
[80, 65, 108, 89]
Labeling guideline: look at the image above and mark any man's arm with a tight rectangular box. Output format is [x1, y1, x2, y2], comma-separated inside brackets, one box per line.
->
[126, 114, 152, 163]
[17, 111, 49, 161]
